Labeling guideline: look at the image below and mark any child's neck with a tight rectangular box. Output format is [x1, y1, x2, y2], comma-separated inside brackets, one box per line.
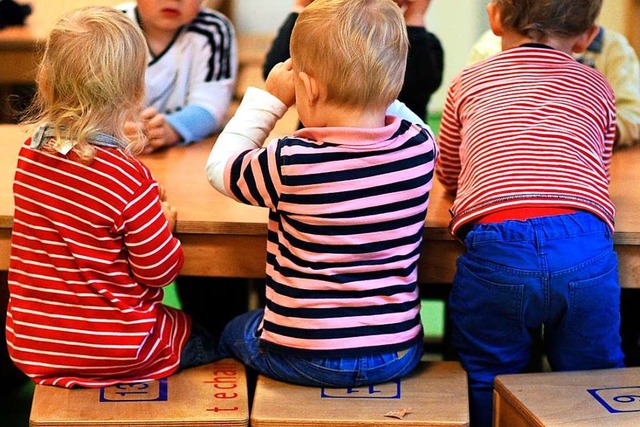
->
[303, 103, 387, 129]
[501, 32, 577, 55]
[143, 26, 179, 56]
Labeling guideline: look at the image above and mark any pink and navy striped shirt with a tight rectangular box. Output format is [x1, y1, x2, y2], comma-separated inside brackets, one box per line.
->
[7, 140, 188, 388]
[436, 45, 616, 237]
[208, 88, 437, 356]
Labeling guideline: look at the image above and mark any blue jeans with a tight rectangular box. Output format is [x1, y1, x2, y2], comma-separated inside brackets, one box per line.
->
[449, 211, 624, 427]
[179, 321, 224, 370]
[219, 309, 424, 387]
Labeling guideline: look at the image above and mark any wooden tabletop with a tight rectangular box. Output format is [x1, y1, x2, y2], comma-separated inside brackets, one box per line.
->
[0, 0, 124, 45]
[1, 124, 639, 286]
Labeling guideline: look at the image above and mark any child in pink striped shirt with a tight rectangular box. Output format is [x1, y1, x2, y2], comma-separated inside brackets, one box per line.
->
[205, 0, 438, 388]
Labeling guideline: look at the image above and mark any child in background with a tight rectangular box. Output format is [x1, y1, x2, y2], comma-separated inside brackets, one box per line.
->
[6, 6, 219, 388]
[437, 0, 624, 425]
[206, 0, 438, 387]
[119, 0, 247, 343]
[468, 27, 640, 148]
[264, 0, 443, 121]
[119, 0, 237, 151]
[469, 26, 640, 369]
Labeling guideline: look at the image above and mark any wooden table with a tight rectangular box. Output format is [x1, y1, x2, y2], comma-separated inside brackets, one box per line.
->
[1, 124, 639, 287]
[0, 0, 123, 84]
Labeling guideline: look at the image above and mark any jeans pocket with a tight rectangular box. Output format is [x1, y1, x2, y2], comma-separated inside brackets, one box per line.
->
[566, 256, 620, 341]
[450, 258, 525, 341]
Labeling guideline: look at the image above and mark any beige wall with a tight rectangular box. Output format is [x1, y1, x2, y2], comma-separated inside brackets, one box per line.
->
[599, 0, 626, 34]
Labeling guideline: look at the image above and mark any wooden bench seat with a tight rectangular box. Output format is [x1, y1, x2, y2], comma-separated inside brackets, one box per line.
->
[250, 361, 469, 427]
[494, 367, 640, 426]
[30, 359, 248, 427]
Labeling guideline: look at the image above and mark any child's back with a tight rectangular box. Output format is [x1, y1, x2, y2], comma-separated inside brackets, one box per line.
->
[438, 45, 616, 236]
[436, 1, 625, 426]
[206, 0, 437, 388]
[6, 6, 189, 388]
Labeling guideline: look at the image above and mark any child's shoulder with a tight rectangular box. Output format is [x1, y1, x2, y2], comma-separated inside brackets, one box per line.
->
[93, 147, 154, 183]
[186, 7, 234, 33]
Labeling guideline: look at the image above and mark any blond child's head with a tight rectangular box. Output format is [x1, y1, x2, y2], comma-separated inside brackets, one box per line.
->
[290, 0, 408, 110]
[491, 0, 602, 40]
[28, 6, 147, 160]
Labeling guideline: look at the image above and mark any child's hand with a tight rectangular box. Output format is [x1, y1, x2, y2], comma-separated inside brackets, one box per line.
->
[140, 107, 181, 154]
[293, 0, 314, 13]
[157, 184, 167, 202]
[265, 58, 296, 108]
[161, 200, 177, 232]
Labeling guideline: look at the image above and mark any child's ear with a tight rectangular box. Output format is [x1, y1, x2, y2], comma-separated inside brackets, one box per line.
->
[571, 25, 600, 53]
[299, 71, 320, 104]
[487, 2, 504, 37]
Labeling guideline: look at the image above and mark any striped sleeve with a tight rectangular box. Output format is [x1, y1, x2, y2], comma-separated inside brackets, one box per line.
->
[183, 8, 238, 134]
[435, 74, 463, 194]
[121, 180, 184, 287]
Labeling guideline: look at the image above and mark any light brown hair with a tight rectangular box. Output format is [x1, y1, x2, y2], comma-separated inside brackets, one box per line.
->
[291, 0, 408, 109]
[492, 0, 602, 38]
[25, 6, 147, 161]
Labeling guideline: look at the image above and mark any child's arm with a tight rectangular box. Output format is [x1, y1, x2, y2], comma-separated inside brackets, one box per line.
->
[122, 181, 184, 287]
[435, 78, 464, 195]
[387, 99, 438, 158]
[602, 33, 640, 148]
[206, 60, 293, 196]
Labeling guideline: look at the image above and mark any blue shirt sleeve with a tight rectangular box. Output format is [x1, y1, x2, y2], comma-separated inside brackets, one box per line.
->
[166, 105, 218, 144]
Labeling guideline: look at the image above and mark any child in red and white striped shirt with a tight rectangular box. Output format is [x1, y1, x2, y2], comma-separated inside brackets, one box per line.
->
[6, 6, 218, 388]
[436, 0, 625, 425]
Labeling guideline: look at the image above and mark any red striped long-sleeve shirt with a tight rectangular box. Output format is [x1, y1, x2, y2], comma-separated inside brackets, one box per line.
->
[7, 140, 189, 388]
[436, 45, 616, 237]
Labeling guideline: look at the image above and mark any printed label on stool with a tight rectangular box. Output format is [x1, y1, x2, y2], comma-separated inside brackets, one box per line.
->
[100, 378, 168, 402]
[321, 380, 401, 399]
[588, 386, 640, 413]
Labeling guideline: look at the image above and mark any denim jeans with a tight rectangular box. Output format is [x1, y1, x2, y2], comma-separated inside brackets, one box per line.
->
[219, 309, 424, 387]
[179, 321, 224, 370]
[449, 211, 624, 427]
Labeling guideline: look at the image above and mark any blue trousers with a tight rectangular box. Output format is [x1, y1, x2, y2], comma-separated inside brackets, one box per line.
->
[219, 308, 424, 387]
[179, 321, 223, 370]
[449, 211, 624, 427]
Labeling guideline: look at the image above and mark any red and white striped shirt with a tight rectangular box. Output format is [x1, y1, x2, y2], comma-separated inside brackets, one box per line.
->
[7, 140, 189, 388]
[436, 45, 616, 237]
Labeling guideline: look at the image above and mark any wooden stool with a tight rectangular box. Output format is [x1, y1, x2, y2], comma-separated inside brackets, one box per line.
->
[250, 361, 469, 426]
[30, 359, 248, 427]
[494, 367, 640, 427]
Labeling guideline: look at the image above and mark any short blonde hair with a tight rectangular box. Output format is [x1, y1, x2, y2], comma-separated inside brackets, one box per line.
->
[494, 0, 602, 38]
[291, 0, 408, 109]
[26, 6, 147, 161]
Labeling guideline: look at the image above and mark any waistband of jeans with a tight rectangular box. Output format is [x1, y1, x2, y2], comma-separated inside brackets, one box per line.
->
[474, 207, 579, 225]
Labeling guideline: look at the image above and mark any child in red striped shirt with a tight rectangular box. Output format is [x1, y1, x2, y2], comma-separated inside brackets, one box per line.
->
[436, 1, 625, 425]
[6, 6, 219, 388]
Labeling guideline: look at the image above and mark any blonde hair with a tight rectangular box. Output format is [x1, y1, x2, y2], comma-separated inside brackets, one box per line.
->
[291, 0, 407, 109]
[493, 0, 602, 39]
[24, 6, 147, 161]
